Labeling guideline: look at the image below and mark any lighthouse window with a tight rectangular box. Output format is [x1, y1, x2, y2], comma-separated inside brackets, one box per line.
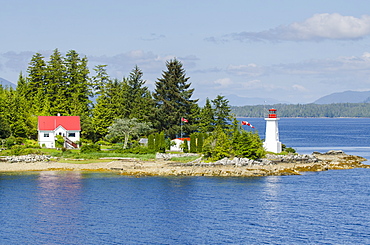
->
[44, 133, 49, 137]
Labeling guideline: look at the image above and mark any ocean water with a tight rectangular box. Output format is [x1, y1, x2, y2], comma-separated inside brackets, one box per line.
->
[1, 118, 370, 244]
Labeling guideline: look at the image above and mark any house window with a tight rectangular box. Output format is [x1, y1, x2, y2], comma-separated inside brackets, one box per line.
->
[44, 133, 49, 137]
[68, 133, 76, 138]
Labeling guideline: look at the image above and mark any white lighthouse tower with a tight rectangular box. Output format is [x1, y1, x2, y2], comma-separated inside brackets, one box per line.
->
[263, 108, 282, 153]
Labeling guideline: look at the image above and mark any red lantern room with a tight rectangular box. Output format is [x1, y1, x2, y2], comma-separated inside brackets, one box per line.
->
[268, 108, 277, 118]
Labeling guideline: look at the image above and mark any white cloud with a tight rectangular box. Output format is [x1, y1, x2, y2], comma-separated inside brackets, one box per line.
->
[227, 64, 265, 77]
[275, 52, 370, 75]
[210, 13, 370, 42]
[241, 79, 262, 89]
[213, 78, 233, 88]
[292, 84, 309, 92]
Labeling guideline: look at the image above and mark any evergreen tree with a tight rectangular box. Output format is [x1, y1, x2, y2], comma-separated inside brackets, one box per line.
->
[182, 139, 189, 153]
[125, 66, 154, 122]
[64, 50, 91, 116]
[0, 115, 11, 139]
[153, 59, 198, 138]
[92, 78, 128, 140]
[202, 127, 232, 161]
[197, 133, 204, 153]
[148, 134, 155, 150]
[212, 95, 233, 131]
[45, 48, 68, 115]
[233, 130, 265, 160]
[91, 64, 110, 96]
[198, 98, 215, 133]
[189, 133, 197, 153]
[27, 53, 46, 99]
[26, 53, 47, 113]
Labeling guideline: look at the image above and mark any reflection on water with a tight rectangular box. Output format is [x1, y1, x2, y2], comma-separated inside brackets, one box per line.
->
[35, 171, 83, 243]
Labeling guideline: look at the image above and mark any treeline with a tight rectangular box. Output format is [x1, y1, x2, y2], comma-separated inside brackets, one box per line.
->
[231, 103, 370, 118]
[0, 49, 265, 160]
[0, 49, 267, 160]
[0, 49, 233, 140]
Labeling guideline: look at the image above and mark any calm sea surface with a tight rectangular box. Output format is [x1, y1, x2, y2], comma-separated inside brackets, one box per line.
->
[1, 118, 370, 244]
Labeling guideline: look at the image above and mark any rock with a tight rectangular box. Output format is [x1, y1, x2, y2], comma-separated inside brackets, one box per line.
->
[325, 150, 344, 155]
[156, 153, 200, 160]
[5, 154, 51, 163]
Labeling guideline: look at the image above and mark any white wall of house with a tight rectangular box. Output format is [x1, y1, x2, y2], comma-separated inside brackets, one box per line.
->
[38, 130, 55, 148]
[38, 126, 80, 148]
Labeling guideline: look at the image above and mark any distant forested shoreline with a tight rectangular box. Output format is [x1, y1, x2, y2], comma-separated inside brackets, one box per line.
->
[231, 103, 370, 118]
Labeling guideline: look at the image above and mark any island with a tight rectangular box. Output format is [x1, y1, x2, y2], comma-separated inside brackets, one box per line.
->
[0, 150, 368, 177]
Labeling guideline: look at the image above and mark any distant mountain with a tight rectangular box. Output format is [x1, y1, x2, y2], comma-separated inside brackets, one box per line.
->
[225, 94, 290, 106]
[0, 77, 16, 88]
[314, 91, 370, 104]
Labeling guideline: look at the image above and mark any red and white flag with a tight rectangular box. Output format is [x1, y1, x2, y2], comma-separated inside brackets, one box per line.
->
[181, 117, 188, 123]
[241, 121, 255, 128]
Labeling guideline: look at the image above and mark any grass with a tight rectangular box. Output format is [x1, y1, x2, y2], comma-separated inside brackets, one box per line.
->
[0, 147, 156, 161]
[170, 155, 200, 162]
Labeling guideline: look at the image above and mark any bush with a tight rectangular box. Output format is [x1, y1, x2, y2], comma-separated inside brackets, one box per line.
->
[182, 139, 189, 153]
[5, 136, 16, 148]
[24, 139, 40, 148]
[80, 144, 101, 153]
[282, 144, 296, 153]
[9, 145, 26, 156]
[96, 140, 111, 146]
[55, 135, 64, 148]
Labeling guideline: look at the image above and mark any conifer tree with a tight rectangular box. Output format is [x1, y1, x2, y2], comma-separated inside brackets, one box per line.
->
[189, 133, 197, 153]
[125, 66, 154, 122]
[27, 53, 46, 99]
[45, 48, 68, 115]
[92, 78, 129, 140]
[212, 95, 233, 131]
[64, 50, 91, 116]
[153, 59, 198, 138]
[198, 98, 215, 133]
[27, 53, 47, 113]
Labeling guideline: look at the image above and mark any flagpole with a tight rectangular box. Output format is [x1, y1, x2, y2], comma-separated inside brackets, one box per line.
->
[180, 117, 182, 138]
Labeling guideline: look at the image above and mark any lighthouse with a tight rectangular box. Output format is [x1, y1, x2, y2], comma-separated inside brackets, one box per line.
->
[263, 108, 282, 153]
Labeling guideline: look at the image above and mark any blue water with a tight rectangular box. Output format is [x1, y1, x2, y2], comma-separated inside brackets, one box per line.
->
[1, 118, 370, 244]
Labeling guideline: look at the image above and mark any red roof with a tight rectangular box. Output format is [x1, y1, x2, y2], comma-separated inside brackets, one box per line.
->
[38, 116, 81, 131]
[173, 138, 191, 141]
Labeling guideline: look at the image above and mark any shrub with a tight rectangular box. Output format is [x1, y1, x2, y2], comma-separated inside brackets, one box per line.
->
[10, 145, 26, 156]
[80, 144, 101, 153]
[96, 140, 111, 146]
[182, 139, 189, 153]
[5, 136, 16, 148]
[55, 135, 64, 148]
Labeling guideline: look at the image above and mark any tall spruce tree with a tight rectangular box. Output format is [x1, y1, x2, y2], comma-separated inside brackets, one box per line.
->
[153, 59, 197, 138]
[92, 78, 128, 140]
[198, 98, 215, 133]
[212, 95, 233, 131]
[65, 50, 91, 116]
[27, 53, 47, 113]
[125, 66, 154, 122]
[45, 48, 68, 115]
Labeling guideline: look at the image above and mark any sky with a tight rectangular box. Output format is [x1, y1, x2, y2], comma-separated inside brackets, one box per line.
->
[1, 0, 370, 105]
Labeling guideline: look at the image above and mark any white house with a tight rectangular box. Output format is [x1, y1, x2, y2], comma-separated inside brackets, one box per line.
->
[38, 116, 81, 148]
[170, 138, 190, 152]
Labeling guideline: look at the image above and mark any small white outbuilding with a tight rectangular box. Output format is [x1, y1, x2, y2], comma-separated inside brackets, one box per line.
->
[170, 138, 190, 152]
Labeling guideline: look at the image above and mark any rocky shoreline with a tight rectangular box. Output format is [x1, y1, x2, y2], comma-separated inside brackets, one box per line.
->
[0, 150, 368, 177]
